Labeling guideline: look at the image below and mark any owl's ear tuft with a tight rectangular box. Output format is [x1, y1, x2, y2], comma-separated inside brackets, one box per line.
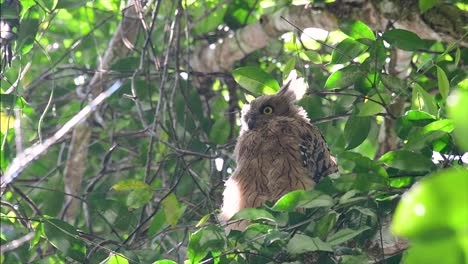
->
[277, 70, 307, 102]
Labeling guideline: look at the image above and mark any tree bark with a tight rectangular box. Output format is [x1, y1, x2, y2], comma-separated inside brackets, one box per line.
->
[190, 0, 467, 74]
[62, 0, 143, 221]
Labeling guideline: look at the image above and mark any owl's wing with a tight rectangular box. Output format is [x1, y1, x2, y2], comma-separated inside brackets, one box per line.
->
[300, 124, 338, 183]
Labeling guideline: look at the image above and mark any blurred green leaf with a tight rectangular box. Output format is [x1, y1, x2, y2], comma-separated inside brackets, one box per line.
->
[188, 225, 225, 263]
[436, 66, 450, 100]
[301, 50, 322, 64]
[344, 115, 371, 150]
[419, 0, 437, 13]
[17, 19, 39, 53]
[383, 29, 426, 51]
[43, 218, 86, 262]
[325, 65, 364, 89]
[331, 38, 368, 64]
[287, 234, 333, 254]
[272, 190, 334, 211]
[380, 150, 435, 172]
[402, 236, 464, 264]
[339, 19, 375, 41]
[283, 57, 296, 79]
[55, 0, 87, 9]
[392, 167, 468, 240]
[327, 226, 370, 246]
[104, 254, 129, 264]
[232, 66, 280, 95]
[448, 89, 468, 151]
[209, 118, 230, 144]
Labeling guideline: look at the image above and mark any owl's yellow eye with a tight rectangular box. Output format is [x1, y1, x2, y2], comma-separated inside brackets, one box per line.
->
[262, 106, 274, 115]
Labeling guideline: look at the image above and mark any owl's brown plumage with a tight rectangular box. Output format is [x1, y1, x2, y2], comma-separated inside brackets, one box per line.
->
[220, 71, 338, 230]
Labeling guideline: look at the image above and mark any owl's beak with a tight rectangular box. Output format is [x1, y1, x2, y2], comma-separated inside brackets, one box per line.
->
[247, 117, 255, 130]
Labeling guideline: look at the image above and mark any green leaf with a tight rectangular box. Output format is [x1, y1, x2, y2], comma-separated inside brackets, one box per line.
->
[344, 115, 371, 150]
[339, 19, 375, 41]
[379, 150, 435, 172]
[341, 255, 369, 264]
[112, 180, 153, 209]
[327, 226, 370, 246]
[314, 212, 338, 237]
[209, 118, 230, 144]
[364, 38, 387, 70]
[43, 218, 86, 262]
[126, 189, 153, 209]
[357, 93, 390, 116]
[404, 110, 436, 121]
[148, 209, 167, 236]
[419, 0, 437, 13]
[0, 112, 14, 134]
[231, 208, 276, 222]
[104, 254, 129, 264]
[188, 225, 225, 263]
[421, 119, 454, 134]
[283, 57, 296, 79]
[325, 65, 364, 89]
[412, 83, 438, 116]
[405, 119, 454, 150]
[383, 29, 425, 51]
[287, 234, 333, 254]
[300, 50, 322, 64]
[232, 66, 280, 95]
[454, 48, 461, 66]
[196, 214, 211, 227]
[436, 66, 450, 100]
[331, 38, 368, 64]
[161, 193, 185, 227]
[30, 222, 44, 249]
[403, 236, 464, 264]
[448, 89, 468, 151]
[390, 177, 413, 188]
[272, 190, 334, 211]
[112, 179, 151, 191]
[0, 94, 24, 110]
[153, 260, 178, 264]
[17, 19, 39, 53]
[392, 167, 468, 239]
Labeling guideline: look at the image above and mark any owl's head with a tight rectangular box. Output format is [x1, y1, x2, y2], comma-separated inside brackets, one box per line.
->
[240, 70, 308, 131]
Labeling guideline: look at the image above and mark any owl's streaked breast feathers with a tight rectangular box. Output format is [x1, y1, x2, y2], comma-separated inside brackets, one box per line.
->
[221, 70, 338, 230]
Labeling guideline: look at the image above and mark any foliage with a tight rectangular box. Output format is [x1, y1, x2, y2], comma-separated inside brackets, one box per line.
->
[1, 0, 467, 263]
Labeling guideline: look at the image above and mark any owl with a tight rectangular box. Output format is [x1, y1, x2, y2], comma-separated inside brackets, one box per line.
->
[220, 71, 338, 230]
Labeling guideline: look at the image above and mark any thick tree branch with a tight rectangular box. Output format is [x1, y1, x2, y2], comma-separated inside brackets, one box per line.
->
[190, 0, 467, 74]
[61, 1, 143, 221]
